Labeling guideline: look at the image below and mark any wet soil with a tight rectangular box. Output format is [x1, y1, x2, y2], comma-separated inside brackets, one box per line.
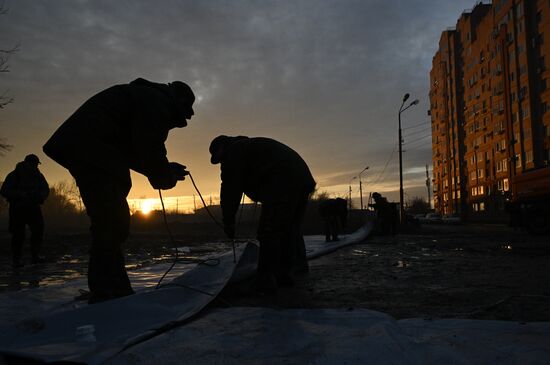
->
[216, 224, 550, 322]
[1, 224, 549, 322]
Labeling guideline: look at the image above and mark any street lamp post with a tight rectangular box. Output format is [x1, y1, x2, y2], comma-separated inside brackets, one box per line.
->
[348, 176, 356, 211]
[398, 93, 419, 224]
[358, 166, 369, 210]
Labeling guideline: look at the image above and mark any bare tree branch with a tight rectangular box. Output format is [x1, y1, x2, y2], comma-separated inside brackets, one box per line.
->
[0, 1, 16, 154]
[0, 138, 12, 156]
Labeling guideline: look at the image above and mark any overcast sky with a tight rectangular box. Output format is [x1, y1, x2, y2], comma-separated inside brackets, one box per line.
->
[0, 0, 479, 206]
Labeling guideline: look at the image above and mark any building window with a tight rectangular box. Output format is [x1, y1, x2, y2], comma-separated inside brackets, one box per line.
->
[519, 64, 527, 76]
[526, 150, 533, 163]
[522, 106, 530, 119]
[519, 86, 527, 99]
[542, 79, 547, 91]
[516, 154, 522, 168]
[478, 169, 484, 178]
[470, 171, 477, 180]
[503, 178, 509, 191]
[543, 102, 549, 114]
[496, 159, 508, 172]
[479, 185, 484, 195]
[472, 187, 478, 196]
[516, 3, 523, 18]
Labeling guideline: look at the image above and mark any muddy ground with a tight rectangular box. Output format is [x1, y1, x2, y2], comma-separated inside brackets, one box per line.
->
[1, 223, 549, 322]
[216, 224, 550, 322]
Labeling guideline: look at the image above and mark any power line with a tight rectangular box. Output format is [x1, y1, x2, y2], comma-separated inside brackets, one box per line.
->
[403, 133, 432, 145]
[402, 120, 430, 130]
[372, 143, 398, 186]
[403, 126, 431, 138]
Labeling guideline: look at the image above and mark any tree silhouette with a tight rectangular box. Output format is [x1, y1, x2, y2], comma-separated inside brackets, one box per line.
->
[0, 1, 17, 154]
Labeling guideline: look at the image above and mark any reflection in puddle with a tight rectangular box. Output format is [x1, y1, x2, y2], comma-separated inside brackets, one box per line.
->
[39, 270, 82, 287]
[393, 260, 410, 268]
[352, 249, 370, 256]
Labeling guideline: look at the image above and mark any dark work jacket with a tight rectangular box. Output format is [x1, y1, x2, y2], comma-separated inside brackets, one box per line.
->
[43, 78, 182, 189]
[220, 137, 316, 226]
[0, 162, 49, 206]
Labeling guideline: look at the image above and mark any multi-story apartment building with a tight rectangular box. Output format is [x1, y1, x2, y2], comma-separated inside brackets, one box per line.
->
[430, 0, 550, 221]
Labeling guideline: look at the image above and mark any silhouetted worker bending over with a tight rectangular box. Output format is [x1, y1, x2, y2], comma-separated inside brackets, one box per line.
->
[43, 78, 194, 303]
[209, 136, 316, 293]
[319, 198, 347, 242]
[369, 192, 397, 235]
[1, 154, 50, 268]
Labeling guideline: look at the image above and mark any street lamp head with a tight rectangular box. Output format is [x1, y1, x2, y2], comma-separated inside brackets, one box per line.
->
[402, 93, 410, 102]
[411, 99, 419, 106]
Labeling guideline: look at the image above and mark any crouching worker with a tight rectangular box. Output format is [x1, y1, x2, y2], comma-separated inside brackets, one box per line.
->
[209, 136, 316, 293]
[319, 198, 347, 242]
[43, 78, 195, 303]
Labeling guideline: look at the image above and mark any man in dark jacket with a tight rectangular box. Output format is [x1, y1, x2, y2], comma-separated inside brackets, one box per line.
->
[43, 78, 195, 303]
[0, 154, 50, 268]
[369, 192, 397, 235]
[209, 136, 316, 292]
[319, 198, 348, 242]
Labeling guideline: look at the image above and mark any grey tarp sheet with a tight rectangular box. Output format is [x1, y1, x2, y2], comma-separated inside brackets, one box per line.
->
[110, 307, 550, 365]
[0, 223, 373, 364]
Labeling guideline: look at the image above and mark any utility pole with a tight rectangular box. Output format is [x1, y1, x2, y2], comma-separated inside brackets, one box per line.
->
[348, 176, 357, 211]
[425, 164, 431, 209]
[359, 166, 369, 210]
[398, 93, 419, 224]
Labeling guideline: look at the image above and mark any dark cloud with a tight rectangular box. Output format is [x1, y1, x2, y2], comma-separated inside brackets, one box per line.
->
[0, 0, 477, 202]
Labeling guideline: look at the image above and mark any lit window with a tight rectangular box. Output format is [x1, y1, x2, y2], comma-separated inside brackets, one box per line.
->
[526, 150, 533, 163]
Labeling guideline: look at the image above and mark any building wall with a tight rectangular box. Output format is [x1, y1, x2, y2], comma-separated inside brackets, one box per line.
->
[430, 0, 550, 221]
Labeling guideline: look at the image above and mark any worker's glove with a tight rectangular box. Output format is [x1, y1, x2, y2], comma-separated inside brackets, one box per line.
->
[224, 224, 235, 239]
[149, 174, 178, 190]
[169, 162, 189, 181]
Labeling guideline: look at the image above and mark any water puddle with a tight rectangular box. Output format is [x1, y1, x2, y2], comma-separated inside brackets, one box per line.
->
[352, 249, 370, 256]
[393, 260, 410, 268]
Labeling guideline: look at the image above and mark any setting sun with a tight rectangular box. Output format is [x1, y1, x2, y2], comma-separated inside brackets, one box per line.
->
[140, 199, 154, 215]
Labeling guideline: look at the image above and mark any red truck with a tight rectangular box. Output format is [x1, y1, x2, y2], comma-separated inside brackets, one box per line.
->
[509, 167, 550, 234]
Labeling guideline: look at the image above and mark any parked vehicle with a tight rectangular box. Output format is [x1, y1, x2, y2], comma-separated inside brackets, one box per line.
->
[418, 213, 442, 224]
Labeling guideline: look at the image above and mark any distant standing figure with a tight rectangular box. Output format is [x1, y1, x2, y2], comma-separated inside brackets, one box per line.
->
[43, 78, 195, 303]
[0, 154, 49, 268]
[209, 136, 316, 292]
[319, 198, 348, 242]
[369, 192, 396, 235]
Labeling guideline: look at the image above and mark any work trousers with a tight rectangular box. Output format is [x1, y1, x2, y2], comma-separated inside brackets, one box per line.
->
[70, 166, 133, 301]
[323, 216, 340, 241]
[257, 190, 310, 280]
[9, 204, 44, 263]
